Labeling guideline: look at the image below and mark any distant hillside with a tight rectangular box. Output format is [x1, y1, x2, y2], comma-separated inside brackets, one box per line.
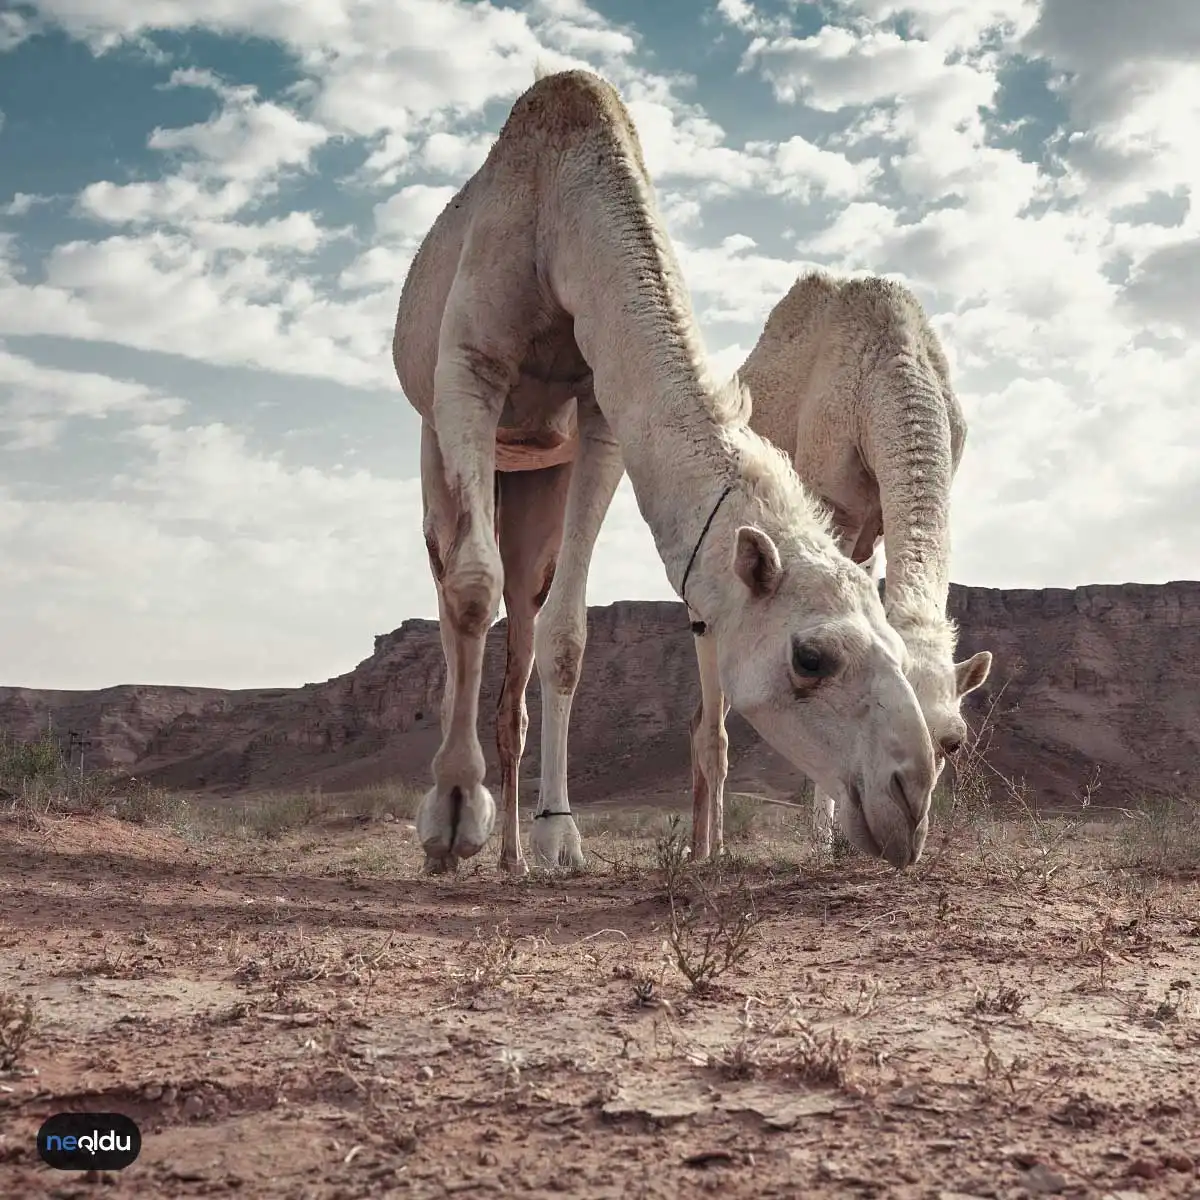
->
[3, 582, 1197, 809]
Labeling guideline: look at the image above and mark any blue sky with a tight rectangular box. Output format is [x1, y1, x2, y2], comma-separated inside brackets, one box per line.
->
[1, 0, 1197, 689]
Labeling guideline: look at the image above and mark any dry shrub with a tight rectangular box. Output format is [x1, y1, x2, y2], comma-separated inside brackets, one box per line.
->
[706, 997, 858, 1090]
[656, 816, 763, 992]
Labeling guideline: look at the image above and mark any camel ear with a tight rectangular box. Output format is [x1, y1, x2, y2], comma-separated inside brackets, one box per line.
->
[733, 525, 782, 599]
[955, 650, 992, 697]
[858, 550, 886, 600]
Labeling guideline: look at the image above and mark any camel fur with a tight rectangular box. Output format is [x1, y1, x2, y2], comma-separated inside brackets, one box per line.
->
[690, 271, 994, 858]
[392, 70, 938, 877]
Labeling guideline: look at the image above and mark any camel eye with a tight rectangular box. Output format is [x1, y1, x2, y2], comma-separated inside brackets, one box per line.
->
[791, 641, 827, 679]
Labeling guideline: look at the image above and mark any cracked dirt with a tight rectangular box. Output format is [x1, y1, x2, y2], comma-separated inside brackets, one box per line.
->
[1, 806, 1198, 1199]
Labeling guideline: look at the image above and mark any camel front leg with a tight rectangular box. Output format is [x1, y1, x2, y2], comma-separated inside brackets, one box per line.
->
[813, 788, 836, 852]
[529, 396, 624, 869]
[418, 358, 506, 874]
[689, 627, 729, 861]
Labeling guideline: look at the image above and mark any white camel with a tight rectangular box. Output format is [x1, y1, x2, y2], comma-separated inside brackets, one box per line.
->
[688, 271, 994, 860]
[392, 68, 937, 878]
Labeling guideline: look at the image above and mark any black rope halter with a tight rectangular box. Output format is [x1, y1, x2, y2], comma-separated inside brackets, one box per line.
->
[680, 483, 734, 637]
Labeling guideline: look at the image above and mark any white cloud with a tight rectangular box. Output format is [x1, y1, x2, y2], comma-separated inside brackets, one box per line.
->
[372, 184, 458, 240]
[851, 0, 1039, 50]
[0, 230, 394, 388]
[1023, 0, 1200, 205]
[951, 351, 1200, 588]
[1, 193, 52, 218]
[0, 422, 433, 687]
[3, 0, 1199, 690]
[78, 72, 331, 229]
[416, 131, 495, 177]
[79, 178, 255, 225]
[149, 94, 328, 185]
[746, 26, 952, 111]
[766, 134, 881, 200]
[0, 346, 186, 450]
[0, 9, 38, 51]
[1120, 236, 1200, 334]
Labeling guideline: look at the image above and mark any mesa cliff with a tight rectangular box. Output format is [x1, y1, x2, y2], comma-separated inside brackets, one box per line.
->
[2, 581, 1197, 808]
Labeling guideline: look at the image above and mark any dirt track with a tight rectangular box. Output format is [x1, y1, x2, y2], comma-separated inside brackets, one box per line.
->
[1, 805, 1198, 1199]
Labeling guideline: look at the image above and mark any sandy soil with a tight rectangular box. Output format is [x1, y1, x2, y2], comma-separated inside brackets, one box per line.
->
[1, 804, 1198, 1199]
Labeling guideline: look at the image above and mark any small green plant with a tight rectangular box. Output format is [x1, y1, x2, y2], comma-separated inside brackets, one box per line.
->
[0, 729, 64, 783]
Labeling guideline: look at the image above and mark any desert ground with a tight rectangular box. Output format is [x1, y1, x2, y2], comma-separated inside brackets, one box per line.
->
[1, 754, 1198, 1200]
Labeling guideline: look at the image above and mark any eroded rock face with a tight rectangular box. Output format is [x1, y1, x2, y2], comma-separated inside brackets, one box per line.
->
[2, 581, 1197, 807]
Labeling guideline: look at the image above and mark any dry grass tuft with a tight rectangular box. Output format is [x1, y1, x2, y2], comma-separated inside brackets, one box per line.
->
[0, 989, 37, 1072]
[1, 730, 190, 830]
[704, 997, 858, 1091]
[449, 921, 524, 1001]
[972, 1022, 1028, 1095]
[972, 982, 1029, 1016]
[1110, 794, 1200, 877]
[655, 815, 763, 992]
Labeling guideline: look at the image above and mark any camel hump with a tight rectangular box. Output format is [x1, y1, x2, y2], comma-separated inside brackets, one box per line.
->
[500, 68, 641, 156]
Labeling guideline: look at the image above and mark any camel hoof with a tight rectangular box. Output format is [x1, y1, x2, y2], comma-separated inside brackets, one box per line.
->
[529, 812, 585, 870]
[422, 851, 459, 875]
[499, 854, 530, 878]
[417, 783, 496, 866]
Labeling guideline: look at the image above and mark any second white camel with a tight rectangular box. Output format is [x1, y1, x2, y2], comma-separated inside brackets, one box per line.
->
[689, 271, 994, 859]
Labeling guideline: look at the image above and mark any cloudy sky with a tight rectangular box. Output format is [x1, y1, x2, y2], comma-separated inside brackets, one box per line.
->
[1, 0, 1196, 690]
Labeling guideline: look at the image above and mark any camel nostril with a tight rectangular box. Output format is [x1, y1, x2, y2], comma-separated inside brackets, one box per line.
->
[941, 736, 963, 757]
[889, 770, 908, 816]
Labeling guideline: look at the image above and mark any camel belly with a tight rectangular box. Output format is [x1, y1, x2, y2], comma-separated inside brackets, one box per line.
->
[495, 426, 579, 472]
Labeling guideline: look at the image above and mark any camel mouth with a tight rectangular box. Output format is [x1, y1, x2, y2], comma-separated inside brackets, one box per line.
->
[849, 779, 921, 869]
[887, 771, 922, 836]
[846, 781, 883, 859]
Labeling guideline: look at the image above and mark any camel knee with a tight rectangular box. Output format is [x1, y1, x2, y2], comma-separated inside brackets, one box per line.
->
[496, 688, 529, 763]
[442, 552, 502, 637]
[535, 620, 585, 695]
[693, 716, 728, 778]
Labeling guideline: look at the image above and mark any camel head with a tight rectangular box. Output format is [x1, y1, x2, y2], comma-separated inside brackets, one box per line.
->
[709, 524, 938, 870]
[900, 626, 992, 778]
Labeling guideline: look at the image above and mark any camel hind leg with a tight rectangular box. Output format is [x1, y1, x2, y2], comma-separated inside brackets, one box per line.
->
[529, 389, 624, 869]
[494, 464, 571, 876]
